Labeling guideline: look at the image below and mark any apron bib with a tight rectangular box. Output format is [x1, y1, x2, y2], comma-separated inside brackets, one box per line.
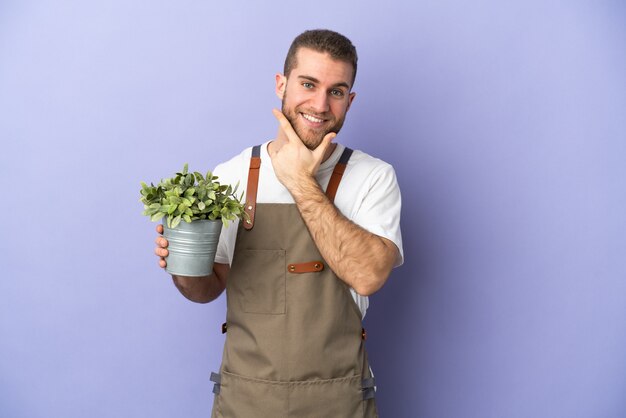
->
[211, 145, 378, 417]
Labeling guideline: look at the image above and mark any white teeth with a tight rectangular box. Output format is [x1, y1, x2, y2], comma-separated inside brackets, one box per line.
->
[302, 113, 324, 123]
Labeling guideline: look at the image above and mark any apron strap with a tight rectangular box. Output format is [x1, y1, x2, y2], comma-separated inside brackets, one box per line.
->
[244, 144, 353, 230]
[243, 145, 262, 230]
[325, 147, 353, 203]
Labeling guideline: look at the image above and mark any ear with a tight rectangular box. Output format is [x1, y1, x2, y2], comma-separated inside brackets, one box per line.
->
[275, 73, 287, 100]
[346, 91, 356, 112]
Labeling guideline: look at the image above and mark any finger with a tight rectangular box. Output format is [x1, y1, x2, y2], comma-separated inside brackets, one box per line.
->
[156, 224, 163, 234]
[155, 236, 169, 248]
[313, 132, 336, 161]
[159, 259, 167, 268]
[272, 108, 300, 144]
[155, 247, 169, 257]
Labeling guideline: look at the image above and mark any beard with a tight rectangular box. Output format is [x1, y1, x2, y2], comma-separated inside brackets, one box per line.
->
[281, 90, 346, 150]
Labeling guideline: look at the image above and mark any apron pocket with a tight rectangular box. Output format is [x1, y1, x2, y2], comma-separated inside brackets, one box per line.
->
[288, 375, 363, 417]
[214, 371, 364, 418]
[215, 371, 287, 418]
[230, 249, 286, 314]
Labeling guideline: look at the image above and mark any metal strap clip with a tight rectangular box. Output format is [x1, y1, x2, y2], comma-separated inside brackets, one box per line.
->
[362, 377, 376, 400]
[210, 372, 221, 394]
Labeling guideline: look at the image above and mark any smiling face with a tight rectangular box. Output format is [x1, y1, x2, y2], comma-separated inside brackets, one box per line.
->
[276, 47, 356, 150]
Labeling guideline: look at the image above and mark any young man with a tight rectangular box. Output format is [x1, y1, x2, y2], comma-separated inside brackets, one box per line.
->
[154, 29, 403, 417]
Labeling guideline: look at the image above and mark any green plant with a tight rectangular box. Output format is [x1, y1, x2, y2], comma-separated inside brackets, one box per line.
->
[140, 164, 245, 229]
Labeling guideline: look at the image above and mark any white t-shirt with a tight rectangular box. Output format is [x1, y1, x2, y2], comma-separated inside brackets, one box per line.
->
[213, 141, 404, 318]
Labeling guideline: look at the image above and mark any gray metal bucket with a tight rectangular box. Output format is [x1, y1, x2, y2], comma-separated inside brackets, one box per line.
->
[162, 219, 223, 277]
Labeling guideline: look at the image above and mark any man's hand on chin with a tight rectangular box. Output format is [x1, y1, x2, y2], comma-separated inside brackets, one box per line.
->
[268, 108, 336, 192]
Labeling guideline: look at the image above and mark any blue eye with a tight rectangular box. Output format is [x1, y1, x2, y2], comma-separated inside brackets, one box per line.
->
[303, 82, 314, 89]
[331, 89, 345, 97]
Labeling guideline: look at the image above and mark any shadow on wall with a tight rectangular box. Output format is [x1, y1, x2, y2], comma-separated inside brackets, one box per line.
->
[349, 48, 439, 415]
[365, 203, 432, 416]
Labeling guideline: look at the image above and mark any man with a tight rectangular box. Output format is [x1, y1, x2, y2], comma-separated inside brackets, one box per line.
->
[154, 29, 403, 417]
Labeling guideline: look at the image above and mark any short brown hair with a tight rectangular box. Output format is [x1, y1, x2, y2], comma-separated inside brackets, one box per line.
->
[283, 29, 358, 87]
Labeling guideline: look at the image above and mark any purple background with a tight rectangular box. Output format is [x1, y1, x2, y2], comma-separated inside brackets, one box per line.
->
[1, 1, 625, 417]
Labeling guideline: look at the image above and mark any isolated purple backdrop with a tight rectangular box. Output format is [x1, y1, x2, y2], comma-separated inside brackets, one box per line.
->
[1, 1, 625, 417]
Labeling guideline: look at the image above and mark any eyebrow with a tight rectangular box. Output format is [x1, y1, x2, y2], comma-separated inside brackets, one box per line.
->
[297, 75, 351, 90]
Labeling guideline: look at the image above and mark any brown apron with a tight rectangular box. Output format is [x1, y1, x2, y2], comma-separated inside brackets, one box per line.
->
[210, 145, 378, 417]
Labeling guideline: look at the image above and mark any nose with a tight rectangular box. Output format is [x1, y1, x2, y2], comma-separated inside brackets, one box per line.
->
[309, 90, 330, 113]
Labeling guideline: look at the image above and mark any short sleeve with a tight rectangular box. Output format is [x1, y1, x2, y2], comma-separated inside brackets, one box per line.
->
[214, 218, 239, 265]
[211, 152, 249, 266]
[350, 164, 404, 267]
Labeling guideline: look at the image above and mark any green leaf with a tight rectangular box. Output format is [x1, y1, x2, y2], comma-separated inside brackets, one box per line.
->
[141, 163, 245, 225]
[151, 212, 165, 222]
[182, 214, 191, 223]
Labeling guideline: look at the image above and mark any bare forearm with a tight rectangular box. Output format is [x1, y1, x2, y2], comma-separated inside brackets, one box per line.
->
[291, 177, 397, 296]
[171, 263, 228, 303]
